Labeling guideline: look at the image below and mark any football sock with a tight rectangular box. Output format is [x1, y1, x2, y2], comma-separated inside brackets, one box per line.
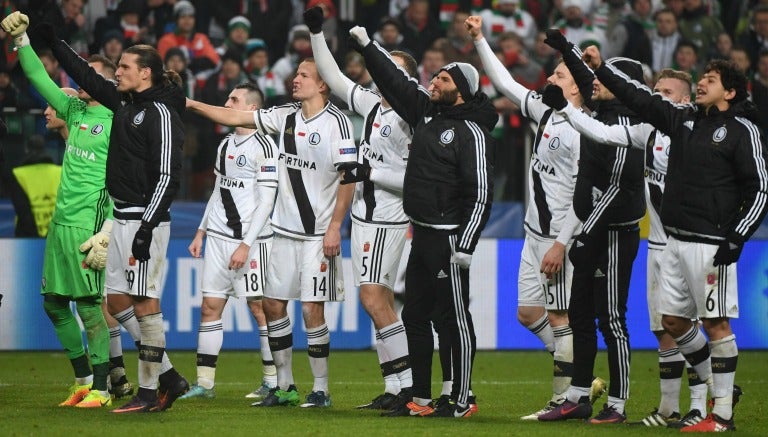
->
[526, 313, 555, 353]
[552, 324, 573, 402]
[658, 348, 684, 417]
[687, 363, 708, 414]
[267, 316, 294, 389]
[258, 325, 277, 386]
[196, 320, 223, 389]
[307, 324, 330, 393]
[710, 335, 738, 420]
[674, 325, 712, 392]
[76, 299, 109, 391]
[137, 313, 165, 393]
[380, 321, 412, 389]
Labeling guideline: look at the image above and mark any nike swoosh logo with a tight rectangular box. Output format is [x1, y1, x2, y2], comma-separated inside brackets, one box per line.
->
[560, 404, 580, 415]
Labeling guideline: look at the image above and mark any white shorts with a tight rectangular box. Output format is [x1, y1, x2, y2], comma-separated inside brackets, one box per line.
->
[646, 247, 665, 332]
[265, 235, 345, 302]
[350, 222, 407, 290]
[201, 235, 271, 299]
[105, 219, 170, 299]
[658, 237, 739, 320]
[517, 235, 572, 311]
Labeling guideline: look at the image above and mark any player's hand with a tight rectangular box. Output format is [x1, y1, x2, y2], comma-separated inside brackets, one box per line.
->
[544, 28, 570, 53]
[188, 230, 204, 258]
[1, 11, 29, 37]
[323, 226, 341, 257]
[465, 15, 483, 41]
[451, 248, 472, 269]
[542, 84, 568, 111]
[229, 243, 249, 270]
[340, 162, 371, 185]
[303, 6, 324, 34]
[582, 45, 602, 70]
[131, 224, 153, 263]
[79, 219, 112, 271]
[349, 26, 371, 49]
[540, 241, 565, 279]
[713, 236, 744, 266]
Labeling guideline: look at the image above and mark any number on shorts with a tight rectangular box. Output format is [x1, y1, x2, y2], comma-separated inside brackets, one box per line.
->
[545, 284, 555, 306]
[313, 276, 327, 297]
[125, 269, 135, 290]
[706, 289, 716, 312]
[243, 273, 259, 292]
[361, 256, 369, 277]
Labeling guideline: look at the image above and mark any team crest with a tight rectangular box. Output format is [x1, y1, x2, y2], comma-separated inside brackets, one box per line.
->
[250, 259, 258, 269]
[133, 110, 145, 125]
[707, 273, 717, 285]
[380, 125, 391, 137]
[320, 261, 328, 272]
[363, 242, 370, 252]
[236, 155, 247, 167]
[308, 132, 321, 145]
[712, 127, 727, 143]
[90, 124, 104, 135]
[548, 137, 561, 150]
[440, 129, 455, 144]
[129, 256, 136, 266]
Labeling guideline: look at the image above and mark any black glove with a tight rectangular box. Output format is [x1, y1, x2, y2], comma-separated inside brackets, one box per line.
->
[544, 28, 571, 53]
[131, 224, 153, 263]
[33, 22, 57, 45]
[542, 84, 567, 110]
[340, 162, 371, 185]
[303, 6, 324, 34]
[713, 236, 744, 266]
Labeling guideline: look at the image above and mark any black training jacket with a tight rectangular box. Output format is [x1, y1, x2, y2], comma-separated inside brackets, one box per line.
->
[596, 62, 768, 244]
[360, 41, 496, 255]
[50, 39, 185, 228]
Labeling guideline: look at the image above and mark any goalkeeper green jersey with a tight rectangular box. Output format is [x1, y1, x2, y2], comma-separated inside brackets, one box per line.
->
[19, 45, 113, 232]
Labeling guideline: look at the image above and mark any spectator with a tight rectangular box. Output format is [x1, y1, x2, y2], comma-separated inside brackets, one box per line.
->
[247, 0, 293, 67]
[343, 51, 375, 90]
[38, 0, 88, 56]
[244, 38, 287, 106]
[398, 0, 444, 62]
[373, 17, 407, 54]
[100, 30, 125, 66]
[677, 0, 724, 64]
[271, 25, 312, 95]
[604, 0, 653, 65]
[495, 32, 546, 92]
[157, 0, 220, 85]
[478, 0, 538, 50]
[0, 65, 19, 111]
[91, 0, 150, 54]
[531, 31, 559, 76]
[434, 9, 481, 67]
[216, 16, 250, 60]
[553, 0, 606, 50]
[710, 31, 734, 61]
[751, 49, 768, 131]
[729, 45, 753, 79]
[417, 47, 445, 89]
[738, 4, 768, 72]
[164, 47, 196, 99]
[672, 39, 701, 94]
[9, 134, 61, 237]
[651, 7, 682, 73]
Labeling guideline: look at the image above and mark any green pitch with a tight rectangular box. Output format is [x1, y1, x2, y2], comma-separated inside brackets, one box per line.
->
[1, 350, 766, 436]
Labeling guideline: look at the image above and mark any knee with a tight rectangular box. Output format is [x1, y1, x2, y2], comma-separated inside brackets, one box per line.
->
[702, 318, 731, 340]
[43, 295, 71, 322]
[516, 306, 544, 326]
[661, 315, 690, 338]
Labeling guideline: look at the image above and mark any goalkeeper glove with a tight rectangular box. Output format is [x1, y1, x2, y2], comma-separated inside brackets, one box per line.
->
[1, 11, 30, 48]
[79, 219, 112, 271]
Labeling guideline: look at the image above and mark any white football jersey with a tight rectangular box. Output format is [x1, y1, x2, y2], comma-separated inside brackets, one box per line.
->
[346, 84, 410, 226]
[204, 132, 278, 242]
[521, 93, 581, 240]
[645, 130, 669, 250]
[253, 102, 356, 239]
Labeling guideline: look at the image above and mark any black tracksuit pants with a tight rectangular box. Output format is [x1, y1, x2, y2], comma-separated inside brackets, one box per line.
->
[402, 225, 476, 406]
[569, 225, 639, 401]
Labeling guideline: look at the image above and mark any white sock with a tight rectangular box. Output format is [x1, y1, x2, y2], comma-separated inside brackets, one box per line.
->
[375, 332, 399, 394]
[306, 324, 330, 393]
[380, 321, 412, 390]
[109, 326, 123, 360]
[267, 316, 294, 389]
[196, 320, 223, 389]
[526, 313, 555, 352]
[442, 380, 453, 396]
[566, 385, 590, 404]
[687, 363, 708, 414]
[658, 348, 684, 417]
[552, 324, 573, 402]
[607, 396, 626, 414]
[710, 335, 738, 420]
[258, 325, 276, 386]
[113, 307, 141, 343]
[674, 325, 712, 392]
[137, 313, 165, 390]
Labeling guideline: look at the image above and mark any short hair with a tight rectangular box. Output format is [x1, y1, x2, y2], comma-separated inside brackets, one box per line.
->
[497, 31, 523, 45]
[656, 68, 692, 90]
[87, 54, 117, 79]
[704, 59, 749, 105]
[653, 7, 676, 21]
[674, 39, 699, 57]
[390, 50, 418, 78]
[233, 82, 264, 108]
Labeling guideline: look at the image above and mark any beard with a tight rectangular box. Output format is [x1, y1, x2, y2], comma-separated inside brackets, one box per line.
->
[432, 87, 460, 106]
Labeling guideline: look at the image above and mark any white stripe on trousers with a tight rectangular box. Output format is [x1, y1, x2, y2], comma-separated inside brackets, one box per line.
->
[607, 230, 630, 399]
[449, 234, 473, 406]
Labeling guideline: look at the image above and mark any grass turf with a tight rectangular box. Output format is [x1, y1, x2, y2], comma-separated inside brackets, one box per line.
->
[1, 350, 766, 436]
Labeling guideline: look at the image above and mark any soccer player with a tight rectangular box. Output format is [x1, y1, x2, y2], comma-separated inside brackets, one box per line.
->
[30, 17, 191, 411]
[580, 44, 767, 432]
[349, 26, 495, 418]
[179, 83, 278, 401]
[538, 30, 646, 424]
[187, 58, 356, 408]
[305, 6, 413, 410]
[467, 15, 582, 420]
[548, 68, 712, 427]
[2, 12, 121, 408]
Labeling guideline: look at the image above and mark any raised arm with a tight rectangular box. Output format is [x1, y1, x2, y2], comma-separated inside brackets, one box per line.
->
[544, 30, 595, 106]
[350, 26, 430, 128]
[17, 46, 73, 115]
[559, 102, 653, 149]
[186, 98, 258, 129]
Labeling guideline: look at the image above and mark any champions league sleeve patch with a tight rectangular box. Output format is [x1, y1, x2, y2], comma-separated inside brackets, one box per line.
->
[339, 147, 357, 155]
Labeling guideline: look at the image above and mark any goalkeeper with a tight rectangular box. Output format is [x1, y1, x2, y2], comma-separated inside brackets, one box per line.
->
[2, 12, 127, 408]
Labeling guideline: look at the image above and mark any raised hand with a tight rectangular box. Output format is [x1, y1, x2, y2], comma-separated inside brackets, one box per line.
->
[465, 15, 483, 41]
[303, 6, 324, 34]
[582, 45, 603, 70]
[349, 26, 371, 48]
[544, 28, 570, 53]
[1, 11, 29, 37]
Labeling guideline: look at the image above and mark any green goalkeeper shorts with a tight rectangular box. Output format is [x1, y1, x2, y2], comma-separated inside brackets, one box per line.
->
[41, 223, 104, 301]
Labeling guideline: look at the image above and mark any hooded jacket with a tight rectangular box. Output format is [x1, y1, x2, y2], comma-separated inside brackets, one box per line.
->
[360, 41, 496, 255]
[49, 39, 185, 228]
[596, 62, 768, 244]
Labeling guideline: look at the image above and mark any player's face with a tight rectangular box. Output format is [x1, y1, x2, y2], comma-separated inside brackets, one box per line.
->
[428, 70, 460, 105]
[225, 88, 255, 111]
[116, 53, 148, 92]
[292, 61, 325, 101]
[654, 77, 691, 104]
[695, 71, 734, 108]
[547, 63, 577, 94]
[591, 77, 615, 101]
[44, 105, 66, 130]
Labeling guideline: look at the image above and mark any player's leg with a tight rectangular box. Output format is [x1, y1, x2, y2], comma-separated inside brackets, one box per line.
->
[245, 298, 277, 398]
[73, 295, 112, 407]
[181, 295, 227, 399]
[103, 299, 134, 399]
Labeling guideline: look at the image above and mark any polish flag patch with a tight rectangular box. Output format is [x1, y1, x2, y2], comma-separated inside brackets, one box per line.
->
[298, 132, 306, 137]
[79, 124, 88, 130]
